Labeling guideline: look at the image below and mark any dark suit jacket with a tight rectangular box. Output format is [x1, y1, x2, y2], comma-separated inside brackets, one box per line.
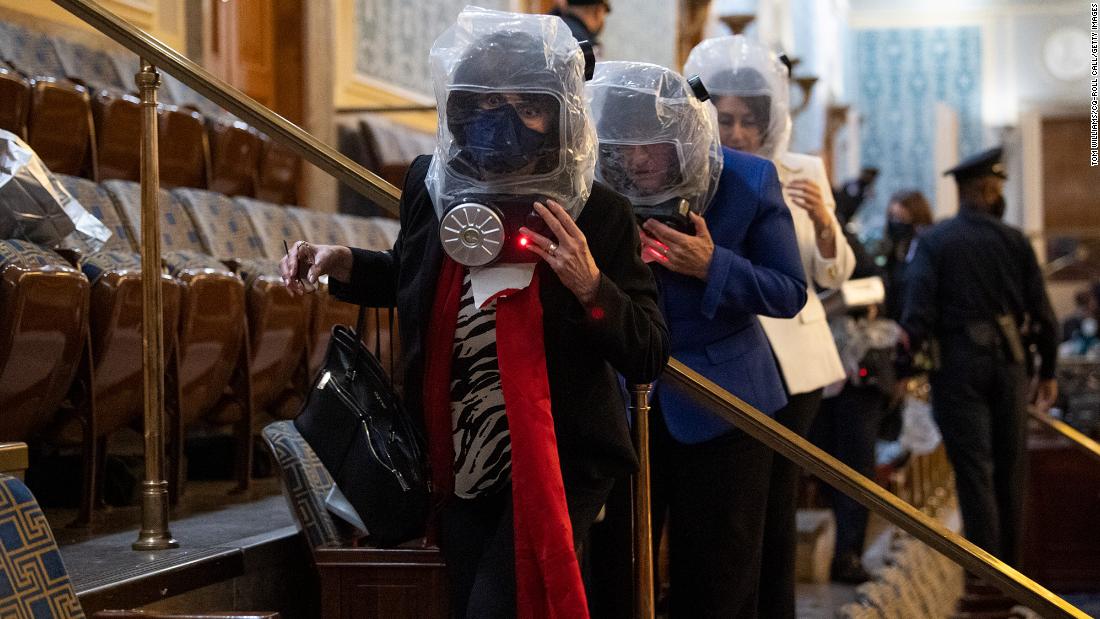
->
[655, 147, 807, 444]
[330, 155, 669, 484]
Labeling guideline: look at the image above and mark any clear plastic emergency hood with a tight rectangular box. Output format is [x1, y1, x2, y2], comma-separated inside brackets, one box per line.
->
[684, 35, 792, 160]
[588, 61, 722, 230]
[426, 6, 597, 229]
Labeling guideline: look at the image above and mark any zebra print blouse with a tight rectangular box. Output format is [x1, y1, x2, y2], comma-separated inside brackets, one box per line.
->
[450, 271, 512, 498]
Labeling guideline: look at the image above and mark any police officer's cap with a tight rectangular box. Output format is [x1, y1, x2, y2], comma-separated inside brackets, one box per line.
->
[567, 0, 611, 9]
[943, 146, 1006, 182]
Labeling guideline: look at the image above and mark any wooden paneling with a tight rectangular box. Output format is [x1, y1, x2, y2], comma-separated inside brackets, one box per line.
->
[272, 0, 303, 124]
[1041, 116, 1100, 235]
[231, 0, 274, 107]
[1020, 434, 1100, 591]
[315, 547, 449, 619]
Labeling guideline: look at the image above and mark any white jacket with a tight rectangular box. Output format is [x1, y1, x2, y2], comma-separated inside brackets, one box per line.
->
[758, 152, 855, 395]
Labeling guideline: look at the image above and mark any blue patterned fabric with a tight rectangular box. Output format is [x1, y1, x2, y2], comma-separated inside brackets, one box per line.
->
[234, 257, 282, 288]
[57, 176, 134, 253]
[287, 207, 350, 247]
[0, 24, 65, 80]
[334, 214, 390, 251]
[162, 250, 232, 279]
[0, 240, 77, 273]
[854, 27, 983, 235]
[51, 38, 124, 93]
[79, 250, 143, 284]
[261, 421, 348, 550]
[0, 475, 85, 619]
[102, 180, 207, 254]
[235, 197, 307, 260]
[172, 188, 265, 260]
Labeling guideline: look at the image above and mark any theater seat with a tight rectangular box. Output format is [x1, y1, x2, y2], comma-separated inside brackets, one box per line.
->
[103, 180, 250, 490]
[52, 37, 127, 95]
[0, 25, 96, 178]
[0, 64, 30, 138]
[56, 176, 182, 521]
[255, 139, 300, 205]
[27, 79, 97, 177]
[0, 240, 89, 443]
[91, 91, 142, 182]
[207, 119, 261, 197]
[173, 188, 310, 421]
[158, 105, 210, 189]
[0, 473, 280, 619]
[237, 198, 359, 378]
[261, 420, 353, 549]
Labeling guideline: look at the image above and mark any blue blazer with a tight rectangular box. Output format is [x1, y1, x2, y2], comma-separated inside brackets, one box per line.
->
[655, 147, 807, 444]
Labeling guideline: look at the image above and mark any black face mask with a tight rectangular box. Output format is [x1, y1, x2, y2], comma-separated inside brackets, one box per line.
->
[989, 194, 1006, 219]
[461, 105, 549, 176]
[887, 221, 914, 242]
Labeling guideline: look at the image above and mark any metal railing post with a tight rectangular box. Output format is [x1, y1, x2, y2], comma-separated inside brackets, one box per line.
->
[132, 58, 178, 552]
[629, 384, 655, 619]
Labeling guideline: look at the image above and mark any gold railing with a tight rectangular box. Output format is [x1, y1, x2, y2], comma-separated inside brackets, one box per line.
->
[47, 1, 1092, 617]
[52, 0, 401, 215]
[1029, 408, 1100, 465]
[663, 359, 1089, 619]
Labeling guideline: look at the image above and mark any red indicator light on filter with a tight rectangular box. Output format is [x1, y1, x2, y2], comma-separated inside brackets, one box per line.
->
[519, 236, 529, 247]
[859, 367, 868, 378]
[590, 307, 605, 320]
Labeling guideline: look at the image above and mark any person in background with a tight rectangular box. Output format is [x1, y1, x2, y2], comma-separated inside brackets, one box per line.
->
[901, 147, 1059, 576]
[834, 167, 879, 227]
[549, 0, 610, 54]
[882, 190, 934, 321]
[685, 35, 856, 618]
[588, 60, 806, 618]
[1061, 287, 1096, 343]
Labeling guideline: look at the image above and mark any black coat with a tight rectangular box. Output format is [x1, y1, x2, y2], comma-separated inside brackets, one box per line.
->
[901, 208, 1058, 379]
[330, 156, 669, 484]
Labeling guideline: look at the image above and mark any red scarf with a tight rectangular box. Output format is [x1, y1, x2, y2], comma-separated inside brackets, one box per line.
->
[423, 257, 589, 618]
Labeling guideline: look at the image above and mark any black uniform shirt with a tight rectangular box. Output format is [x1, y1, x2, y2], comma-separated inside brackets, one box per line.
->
[900, 208, 1058, 378]
[549, 9, 599, 49]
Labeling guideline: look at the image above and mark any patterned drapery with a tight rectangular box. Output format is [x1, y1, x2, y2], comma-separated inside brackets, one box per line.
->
[853, 27, 983, 236]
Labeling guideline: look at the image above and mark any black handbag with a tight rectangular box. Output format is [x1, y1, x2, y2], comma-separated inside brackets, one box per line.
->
[293, 308, 429, 547]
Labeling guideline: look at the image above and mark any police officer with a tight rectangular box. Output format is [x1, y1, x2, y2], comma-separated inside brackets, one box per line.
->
[900, 146, 1058, 566]
[549, 0, 610, 53]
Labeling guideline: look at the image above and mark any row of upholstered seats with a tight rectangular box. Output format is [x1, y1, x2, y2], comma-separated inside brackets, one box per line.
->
[836, 504, 965, 618]
[0, 176, 399, 523]
[0, 19, 300, 204]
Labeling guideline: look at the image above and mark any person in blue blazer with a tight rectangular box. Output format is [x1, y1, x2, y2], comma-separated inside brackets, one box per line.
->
[589, 62, 806, 618]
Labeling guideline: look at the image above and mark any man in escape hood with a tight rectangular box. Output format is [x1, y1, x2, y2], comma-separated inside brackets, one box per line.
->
[280, 7, 667, 618]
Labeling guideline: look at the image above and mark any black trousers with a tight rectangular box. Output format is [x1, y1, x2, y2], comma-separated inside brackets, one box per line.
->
[810, 384, 888, 559]
[650, 398, 774, 619]
[930, 338, 1028, 565]
[757, 388, 824, 619]
[439, 477, 612, 619]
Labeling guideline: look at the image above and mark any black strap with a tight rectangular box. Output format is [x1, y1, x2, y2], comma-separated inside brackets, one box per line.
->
[355, 304, 368, 340]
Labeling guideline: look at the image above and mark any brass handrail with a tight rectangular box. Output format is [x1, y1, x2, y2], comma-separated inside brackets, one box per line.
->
[336, 105, 438, 114]
[663, 358, 1090, 619]
[51, 0, 401, 215]
[42, 2, 1093, 616]
[1029, 408, 1100, 465]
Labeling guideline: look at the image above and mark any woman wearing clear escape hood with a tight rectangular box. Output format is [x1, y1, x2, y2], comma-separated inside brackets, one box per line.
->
[588, 61, 805, 618]
[685, 35, 856, 618]
[279, 8, 668, 618]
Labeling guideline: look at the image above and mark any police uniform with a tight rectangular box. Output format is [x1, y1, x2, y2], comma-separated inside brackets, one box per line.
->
[900, 147, 1058, 564]
[549, 0, 608, 51]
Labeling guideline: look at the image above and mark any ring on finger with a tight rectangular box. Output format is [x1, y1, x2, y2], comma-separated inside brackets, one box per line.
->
[548, 242, 558, 257]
